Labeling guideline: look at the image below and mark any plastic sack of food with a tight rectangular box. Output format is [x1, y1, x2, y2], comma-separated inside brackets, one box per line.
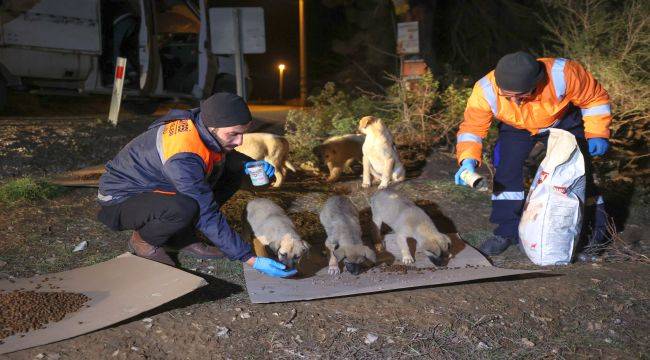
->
[519, 129, 586, 266]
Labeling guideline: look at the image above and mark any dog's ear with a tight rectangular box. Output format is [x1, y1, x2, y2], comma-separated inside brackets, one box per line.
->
[358, 116, 376, 129]
[363, 245, 377, 263]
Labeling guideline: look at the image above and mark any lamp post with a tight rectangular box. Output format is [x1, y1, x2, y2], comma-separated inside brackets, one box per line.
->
[278, 64, 286, 101]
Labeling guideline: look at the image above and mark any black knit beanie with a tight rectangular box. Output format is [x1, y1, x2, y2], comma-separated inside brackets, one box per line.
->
[200, 92, 252, 128]
[495, 51, 545, 93]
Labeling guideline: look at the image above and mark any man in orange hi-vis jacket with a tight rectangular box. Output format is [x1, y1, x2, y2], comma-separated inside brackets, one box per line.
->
[455, 51, 610, 258]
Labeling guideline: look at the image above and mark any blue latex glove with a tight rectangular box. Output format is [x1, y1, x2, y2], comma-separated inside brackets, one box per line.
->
[454, 159, 478, 186]
[588, 138, 609, 157]
[252, 257, 298, 278]
[244, 160, 275, 178]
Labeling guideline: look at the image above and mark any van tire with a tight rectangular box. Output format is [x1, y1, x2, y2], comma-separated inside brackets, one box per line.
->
[0, 77, 7, 114]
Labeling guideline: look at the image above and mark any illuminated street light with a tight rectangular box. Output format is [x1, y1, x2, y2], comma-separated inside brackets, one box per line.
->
[278, 64, 286, 101]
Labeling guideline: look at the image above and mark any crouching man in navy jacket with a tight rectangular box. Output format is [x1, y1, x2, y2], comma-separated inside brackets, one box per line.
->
[97, 93, 296, 278]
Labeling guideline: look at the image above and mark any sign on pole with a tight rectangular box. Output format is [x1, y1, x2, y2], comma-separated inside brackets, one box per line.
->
[108, 57, 127, 126]
[397, 21, 419, 54]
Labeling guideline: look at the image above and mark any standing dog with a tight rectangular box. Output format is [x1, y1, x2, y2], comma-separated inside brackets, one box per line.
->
[358, 116, 405, 189]
[235, 133, 296, 187]
[246, 198, 309, 268]
[370, 189, 451, 265]
[313, 134, 365, 182]
[319, 195, 376, 275]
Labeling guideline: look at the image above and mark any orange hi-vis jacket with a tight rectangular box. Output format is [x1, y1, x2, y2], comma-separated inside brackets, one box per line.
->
[456, 58, 612, 164]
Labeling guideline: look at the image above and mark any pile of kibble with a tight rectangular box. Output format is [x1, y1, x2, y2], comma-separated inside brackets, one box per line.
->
[0, 290, 90, 342]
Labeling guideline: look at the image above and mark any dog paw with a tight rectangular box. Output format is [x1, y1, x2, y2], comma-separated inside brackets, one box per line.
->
[362, 182, 371, 188]
[328, 266, 340, 276]
[402, 255, 415, 264]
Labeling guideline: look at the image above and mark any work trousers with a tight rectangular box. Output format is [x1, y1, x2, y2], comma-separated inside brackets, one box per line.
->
[490, 107, 607, 246]
[98, 152, 249, 247]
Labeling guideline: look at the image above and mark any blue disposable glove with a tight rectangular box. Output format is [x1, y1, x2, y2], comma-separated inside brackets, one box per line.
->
[244, 160, 275, 178]
[588, 138, 609, 157]
[454, 159, 478, 186]
[252, 257, 298, 278]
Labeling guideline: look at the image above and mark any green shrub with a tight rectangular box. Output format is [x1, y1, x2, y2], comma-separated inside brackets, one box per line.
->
[0, 178, 66, 203]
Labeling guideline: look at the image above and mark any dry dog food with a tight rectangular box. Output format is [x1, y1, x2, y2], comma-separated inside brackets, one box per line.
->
[0, 290, 90, 342]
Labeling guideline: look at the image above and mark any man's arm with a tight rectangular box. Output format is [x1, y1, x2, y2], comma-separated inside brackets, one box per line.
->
[456, 79, 495, 165]
[564, 60, 612, 139]
[163, 153, 254, 262]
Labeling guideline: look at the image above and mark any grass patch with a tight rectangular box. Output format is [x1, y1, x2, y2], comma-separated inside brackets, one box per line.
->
[0, 177, 67, 203]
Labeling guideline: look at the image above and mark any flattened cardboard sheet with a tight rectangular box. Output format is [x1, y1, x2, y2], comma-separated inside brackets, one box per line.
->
[49, 164, 104, 187]
[244, 234, 540, 303]
[0, 253, 207, 354]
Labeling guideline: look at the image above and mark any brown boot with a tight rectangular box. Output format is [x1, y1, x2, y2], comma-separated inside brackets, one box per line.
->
[179, 242, 225, 260]
[128, 231, 175, 266]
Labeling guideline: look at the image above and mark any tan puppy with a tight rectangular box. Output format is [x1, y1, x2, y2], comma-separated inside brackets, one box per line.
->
[370, 189, 451, 265]
[246, 198, 309, 268]
[319, 195, 376, 275]
[235, 133, 296, 187]
[313, 134, 365, 182]
[358, 116, 405, 189]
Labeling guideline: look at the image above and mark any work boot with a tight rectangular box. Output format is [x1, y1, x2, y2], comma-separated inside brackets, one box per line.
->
[128, 231, 175, 266]
[179, 242, 225, 260]
[478, 235, 515, 256]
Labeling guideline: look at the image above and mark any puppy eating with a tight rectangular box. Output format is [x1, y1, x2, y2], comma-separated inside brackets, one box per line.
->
[370, 189, 451, 265]
[313, 134, 365, 183]
[319, 195, 376, 275]
[357, 116, 405, 189]
[246, 198, 309, 268]
[235, 133, 296, 188]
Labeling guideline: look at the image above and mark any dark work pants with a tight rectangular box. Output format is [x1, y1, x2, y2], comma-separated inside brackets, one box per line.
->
[98, 151, 250, 246]
[490, 107, 607, 246]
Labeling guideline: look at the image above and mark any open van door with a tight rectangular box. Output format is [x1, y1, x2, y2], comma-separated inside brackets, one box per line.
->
[137, 0, 159, 94]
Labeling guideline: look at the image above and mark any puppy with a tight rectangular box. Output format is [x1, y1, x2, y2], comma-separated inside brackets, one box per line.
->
[235, 133, 296, 187]
[246, 198, 309, 268]
[370, 189, 451, 265]
[313, 134, 365, 182]
[358, 116, 405, 189]
[319, 195, 376, 275]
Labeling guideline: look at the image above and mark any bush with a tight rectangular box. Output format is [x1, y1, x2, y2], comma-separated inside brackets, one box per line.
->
[0, 178, 66, 203]
[541, 0, 650, 182]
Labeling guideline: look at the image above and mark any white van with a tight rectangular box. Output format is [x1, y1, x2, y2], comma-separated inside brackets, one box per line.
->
[0, 0, 252, 112]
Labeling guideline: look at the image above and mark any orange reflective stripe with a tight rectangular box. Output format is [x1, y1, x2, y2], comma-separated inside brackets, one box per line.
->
[160, 119, 212, 168]
[153, 190, 177, 195]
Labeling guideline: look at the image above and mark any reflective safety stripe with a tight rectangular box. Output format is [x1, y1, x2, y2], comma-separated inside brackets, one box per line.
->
[491, 191, 525, 201]
[581, 104, 611, 117]
[478, 76, 498, 115]
[97, 190, 113, 202]
[551, 58, 567, 101]
[457, 133, 482, 143]
[155, 126, 165, 164]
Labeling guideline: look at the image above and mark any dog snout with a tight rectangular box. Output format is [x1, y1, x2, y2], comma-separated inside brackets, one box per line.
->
[344, 261, 361, 275]
[426, 249, 449, 266]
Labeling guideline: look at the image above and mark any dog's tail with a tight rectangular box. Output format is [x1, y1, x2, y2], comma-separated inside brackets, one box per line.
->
[284, 161, 297, 172]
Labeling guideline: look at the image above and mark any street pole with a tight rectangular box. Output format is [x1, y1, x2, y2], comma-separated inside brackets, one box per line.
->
[232, 8, 247, 100]
[299, 0, 307, 105]
[278, 64, 285, 101]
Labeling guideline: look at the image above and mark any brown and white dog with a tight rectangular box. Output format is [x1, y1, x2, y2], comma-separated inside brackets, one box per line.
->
[313, 134, 365, 182]
[358, 116, 405, 189]
[235, 133, 296, 187]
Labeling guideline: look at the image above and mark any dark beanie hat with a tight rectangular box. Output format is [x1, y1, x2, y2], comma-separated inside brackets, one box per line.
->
[495, 51, 545, 93]
[200, 92, 252, 128]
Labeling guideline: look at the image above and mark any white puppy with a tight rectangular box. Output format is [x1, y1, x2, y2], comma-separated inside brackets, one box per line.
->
[319, 195, 376, 275]
[246, 198, 309, 268]
[235, 133, 296, 188]
[358, 116, 405, 189]
[370, 189, 451, 265]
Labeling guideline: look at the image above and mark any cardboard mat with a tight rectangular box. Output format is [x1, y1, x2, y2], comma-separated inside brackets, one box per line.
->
[0, 253, 207, 354]
[48, 164, 104, 187]
[244, 234, 540, 303]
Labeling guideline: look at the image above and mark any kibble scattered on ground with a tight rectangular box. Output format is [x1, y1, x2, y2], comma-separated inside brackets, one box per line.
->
[0, 290, 90, 342]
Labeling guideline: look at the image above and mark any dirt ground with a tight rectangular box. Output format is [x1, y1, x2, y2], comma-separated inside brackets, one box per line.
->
[0, 97, 648, 359]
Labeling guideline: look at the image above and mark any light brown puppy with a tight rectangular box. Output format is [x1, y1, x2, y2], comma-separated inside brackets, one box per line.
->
[235, 133, 296, 187]
[313, 134, 365, 182]
[358, 116, 405, 189]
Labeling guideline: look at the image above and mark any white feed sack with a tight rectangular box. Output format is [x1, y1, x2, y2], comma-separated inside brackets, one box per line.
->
[519, 129, 586, 266]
